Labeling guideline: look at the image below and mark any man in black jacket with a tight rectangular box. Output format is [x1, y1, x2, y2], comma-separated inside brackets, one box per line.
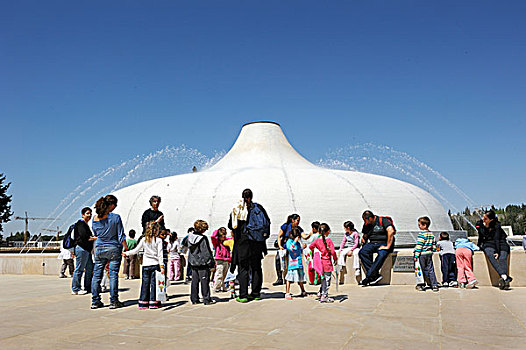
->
[141, 196, 165, 235]
[71, 207, 97, 295]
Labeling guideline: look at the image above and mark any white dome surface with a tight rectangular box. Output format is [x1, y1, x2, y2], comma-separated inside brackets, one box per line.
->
[113, 122, 453, 241]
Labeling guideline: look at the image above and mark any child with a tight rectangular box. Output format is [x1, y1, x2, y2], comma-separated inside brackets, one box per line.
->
[413, 216, 439, 292]
[455, 237, 480, 289]
[167, 232, 181, 281]
[309, 223, 338, 303]
[123, 221, 165, 309]
[222, 231, 236, 298]
[284, 227, 308, 299]
[182, 220, 215, 305]
[182, 227, 194, 284]
[337, 221, 361, 282]
[101, 263, 110, 292]
[211, 227, 231, 293]
[123, 229, 138, 279]
[305, 221, 322, 285]
[437, 232, 457, 287]
[58, 245, 74, 278]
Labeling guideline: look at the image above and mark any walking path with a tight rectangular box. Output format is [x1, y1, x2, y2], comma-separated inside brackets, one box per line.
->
[1, 275, 525, 349]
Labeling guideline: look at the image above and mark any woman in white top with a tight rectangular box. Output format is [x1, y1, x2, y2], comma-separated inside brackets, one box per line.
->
[124, 221, 165, 309]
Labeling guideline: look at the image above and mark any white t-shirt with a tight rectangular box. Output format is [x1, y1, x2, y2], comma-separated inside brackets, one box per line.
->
[126, 237, 163, 266]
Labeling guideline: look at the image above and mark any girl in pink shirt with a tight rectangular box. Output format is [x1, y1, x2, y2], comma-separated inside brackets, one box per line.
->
[309, 223, 338, 303]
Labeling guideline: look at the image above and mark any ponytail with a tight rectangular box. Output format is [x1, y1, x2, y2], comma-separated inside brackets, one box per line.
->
[319, 223, 330, 251]
[95, 194, 117, 217]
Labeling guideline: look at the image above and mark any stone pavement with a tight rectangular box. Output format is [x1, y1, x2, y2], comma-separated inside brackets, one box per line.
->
[0, 275, 525, 350]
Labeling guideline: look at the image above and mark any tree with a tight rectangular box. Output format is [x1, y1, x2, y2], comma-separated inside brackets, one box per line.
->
[0, 173, 13, 232]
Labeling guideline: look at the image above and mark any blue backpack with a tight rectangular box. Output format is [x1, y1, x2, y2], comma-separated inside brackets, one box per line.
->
[246, 203, 270, 242]
[62, 223, 76, 249]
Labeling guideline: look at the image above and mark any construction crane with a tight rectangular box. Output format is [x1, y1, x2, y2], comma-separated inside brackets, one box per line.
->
[42, 226, 62, 241]
[13, 212, 58, 244]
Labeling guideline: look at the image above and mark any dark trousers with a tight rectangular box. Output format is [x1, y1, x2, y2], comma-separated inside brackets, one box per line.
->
[440, 253, 456, 283]
[140, 265, 159, 305]
[419, 254, 438, 287]
[238, 256, 262, 299]
[61, 259, 74, 276]
[483, 246, 509, 276]
[359, 241, 394, 279]
[123, 255, 138, 278]
[191, 267, 211, 303]
[275, 253, 283, 281]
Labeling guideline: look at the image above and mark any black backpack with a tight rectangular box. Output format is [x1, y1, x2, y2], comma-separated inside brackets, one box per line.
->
[62, 223, 76, 249]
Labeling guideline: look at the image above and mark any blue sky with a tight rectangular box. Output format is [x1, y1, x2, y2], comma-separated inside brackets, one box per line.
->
[2, 1, 525, 234]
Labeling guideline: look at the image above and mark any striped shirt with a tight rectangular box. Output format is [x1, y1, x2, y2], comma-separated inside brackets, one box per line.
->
[414, 230, 437, 259]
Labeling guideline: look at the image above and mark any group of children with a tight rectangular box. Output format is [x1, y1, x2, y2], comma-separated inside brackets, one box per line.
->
[413, 216, 480, 291]
[122, 213, 489, 309]
[122, 218, 238, 309]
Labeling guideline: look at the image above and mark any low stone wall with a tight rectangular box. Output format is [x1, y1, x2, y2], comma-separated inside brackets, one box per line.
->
[2, 249, 525, 287]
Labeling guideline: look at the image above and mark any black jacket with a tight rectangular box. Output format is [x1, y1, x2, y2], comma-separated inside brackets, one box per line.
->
[182, 232, 214, 268]
[74, 220, 94, 252]
[141, 209, 165, 234]
[477, 219, 509, 252]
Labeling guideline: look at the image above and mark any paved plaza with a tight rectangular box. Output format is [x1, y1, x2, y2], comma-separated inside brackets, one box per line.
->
[1, 275, 525, 349]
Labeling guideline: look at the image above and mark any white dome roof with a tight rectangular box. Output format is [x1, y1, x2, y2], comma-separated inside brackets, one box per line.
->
[113, 121, 453, 241]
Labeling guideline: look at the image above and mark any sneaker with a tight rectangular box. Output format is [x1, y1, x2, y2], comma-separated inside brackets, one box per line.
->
[369, 275, 383, 285]
[441, 283, 449, 288]
[109, 300, 124, 309]
[449, 281, 458, 288]
[236, 297, 249, 303]
[300, 291, 308, 298]
[498, 277, 505, 290]
[272, 280, 284, 286]
[149, 305, 160, 309]
[138, 306, 148, 310]
[415, 285, 425, 292]
[432, 286, 439, 292]
[358, 278, 370, 286]
[59, 274, 67, 278]
[466, 280, 478, 289]
[71, 290, 78, 295]
[316, 291, 321, 298]
[504, 276, 512, 290]
[125, 276, 129, 280]
[91, 301, 104, 309]
[203, 299, 216, 305]
[285, 293, 293, 300]
[320, 296, 334, 303]
[459, 282, 466, 289]
[248, 294, 262, 301]
[355, 269, 361, 276]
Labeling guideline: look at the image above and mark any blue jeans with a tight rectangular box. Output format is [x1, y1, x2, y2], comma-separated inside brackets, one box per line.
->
[419, 254, 438, 287]
[71, 246, 94, 292]
[483, 246, 509, 276]
[91, 246, 122, 304]
[359, 241, 394, 280]
[140, 265, 160, 305]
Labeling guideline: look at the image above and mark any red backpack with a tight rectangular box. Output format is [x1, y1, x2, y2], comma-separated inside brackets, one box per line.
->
[378, 216, 396, 235]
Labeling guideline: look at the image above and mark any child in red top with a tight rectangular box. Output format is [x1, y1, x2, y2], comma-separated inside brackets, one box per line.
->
[211, 227, 231, 293]
[309, 223, 338, 303]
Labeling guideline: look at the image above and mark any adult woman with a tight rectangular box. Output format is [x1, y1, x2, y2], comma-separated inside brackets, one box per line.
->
[228, 188, 270, 302]
[479, 210, 513, 290]
[90, 195, 128, 309]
